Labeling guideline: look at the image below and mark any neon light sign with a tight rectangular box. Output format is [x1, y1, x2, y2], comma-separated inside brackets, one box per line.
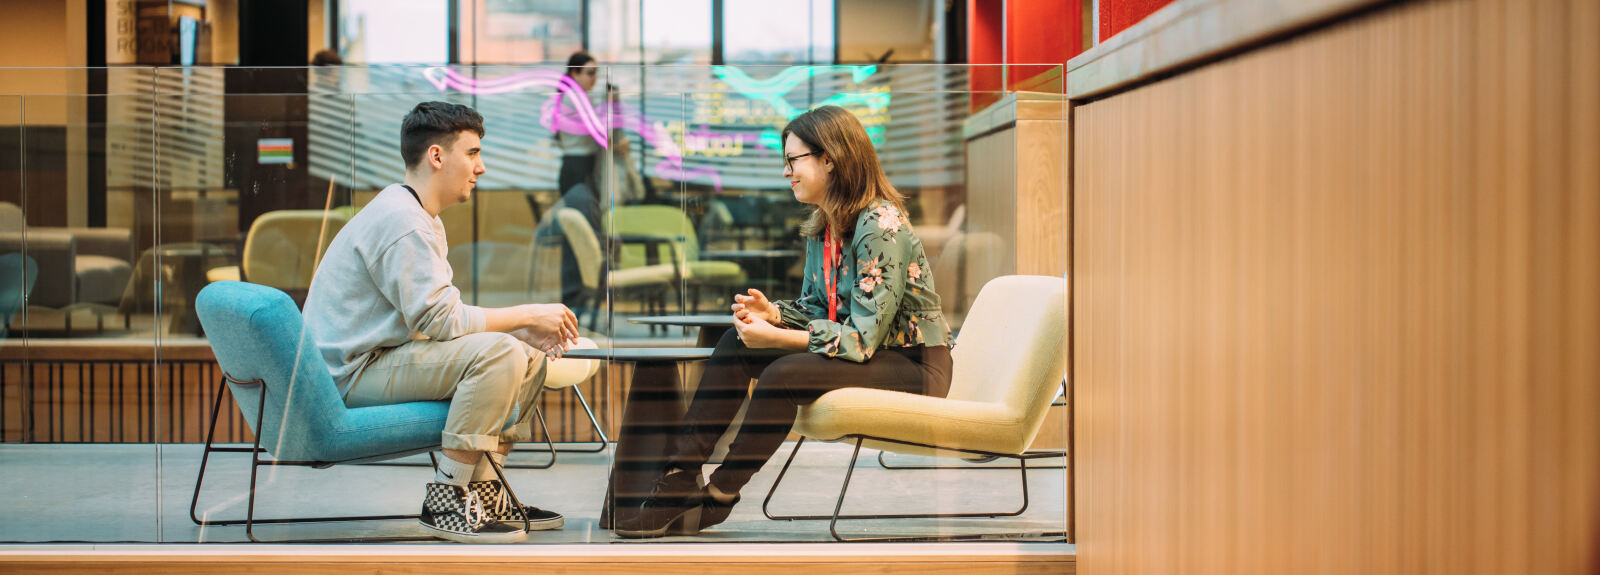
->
[422, 65, 895, 189]
[423, 67, 722, 190]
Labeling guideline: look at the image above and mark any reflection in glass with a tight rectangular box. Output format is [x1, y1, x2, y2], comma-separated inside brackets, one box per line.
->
[0, 64, 1067, 545]
[459, 0, 585, 64]
[339, 0, 450, 64]
[837, 0, 945, 63]
[644, 0, 713, 64]
[723, 0, 834, 64]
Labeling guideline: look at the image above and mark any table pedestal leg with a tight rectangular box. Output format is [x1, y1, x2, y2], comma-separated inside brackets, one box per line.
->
[602, 360, 684, 530]
[695, 326, 728, 348]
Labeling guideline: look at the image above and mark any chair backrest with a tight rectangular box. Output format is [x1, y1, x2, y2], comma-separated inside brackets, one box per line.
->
[610, 205, 699, 262]
[932, 232, 966, 318]
[195, 281, 355, 461]
[0, 202, 22, 232]
[0, 253, 36, 340]
[555, 207, 603, 290]
[946, 275, 1068, 442]
[242, 209, 351, 291]
[945, 203, 966, 234]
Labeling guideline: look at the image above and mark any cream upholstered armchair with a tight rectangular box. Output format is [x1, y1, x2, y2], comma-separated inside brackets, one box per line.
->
[503, 336, 608, 469]
[763, 274, 1069, 541]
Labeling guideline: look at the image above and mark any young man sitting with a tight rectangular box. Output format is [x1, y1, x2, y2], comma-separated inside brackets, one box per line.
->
[303, 101, 581, 543]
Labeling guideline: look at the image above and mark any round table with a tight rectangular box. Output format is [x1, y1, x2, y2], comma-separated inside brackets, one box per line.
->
[628, 314, 735, 347]
[564, 347, 715, 530]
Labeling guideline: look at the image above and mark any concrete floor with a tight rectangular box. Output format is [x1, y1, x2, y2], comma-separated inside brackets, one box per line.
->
[0, 442, 1069, 545]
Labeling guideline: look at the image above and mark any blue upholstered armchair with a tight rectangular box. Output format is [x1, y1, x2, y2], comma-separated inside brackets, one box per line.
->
[190, 280, 522, 542]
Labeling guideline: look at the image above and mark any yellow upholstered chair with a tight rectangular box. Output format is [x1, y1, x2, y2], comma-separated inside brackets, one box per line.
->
[207, 209, 354, 303]
[763, 274, 1069, 541]
[555, 207, 684, 328]
[507, 336, 608, 468]
[609, 205, 746, 313]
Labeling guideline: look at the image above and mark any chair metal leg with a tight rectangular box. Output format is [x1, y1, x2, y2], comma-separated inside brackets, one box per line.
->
[487, 455, 531, 532]
[572, 385, 612, 447]
[763, 436, 1066, 542]
[761, 436, 809, 521]
[189, 380, 434, 543]
[510, 386, 610, 461]
[188, 375, 232, 526]
[876, 449, 1068, 470]
[501, 405, 558, 469]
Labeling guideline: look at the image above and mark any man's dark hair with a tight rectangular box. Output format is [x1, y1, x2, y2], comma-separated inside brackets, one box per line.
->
[400, 101, 485, 169]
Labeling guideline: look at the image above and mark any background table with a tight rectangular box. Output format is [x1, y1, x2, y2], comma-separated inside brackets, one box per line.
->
[118, 243, 231, 335]
[628, 314, 734, 347]
[700, 248, 803, 295]
[564, 347, 714, 530]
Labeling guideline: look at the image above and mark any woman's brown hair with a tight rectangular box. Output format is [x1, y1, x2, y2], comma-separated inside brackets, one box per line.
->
[782, 105, 906, 241]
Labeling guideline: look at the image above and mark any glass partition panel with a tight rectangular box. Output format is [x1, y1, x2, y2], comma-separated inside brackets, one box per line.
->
[0, 64, 1068, 546]
[1, 80, 166, 542]
[591, 64, 1065, 542]
[0, 96, 26, 539]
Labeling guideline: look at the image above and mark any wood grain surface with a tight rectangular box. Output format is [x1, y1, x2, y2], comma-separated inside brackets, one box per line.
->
[1072, 0, 1598, 572]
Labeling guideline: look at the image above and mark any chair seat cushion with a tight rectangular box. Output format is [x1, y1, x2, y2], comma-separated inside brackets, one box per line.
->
[252, 394, 526, 463]
[795, 388, 1033, 458]
[688, 260, 746, 283]
[610, 264, 678, 287]
[75, 255, 132, 305]
[304, 400, 453, 462]
[542, 338, 599, 390]
[207, 265, 241, 283]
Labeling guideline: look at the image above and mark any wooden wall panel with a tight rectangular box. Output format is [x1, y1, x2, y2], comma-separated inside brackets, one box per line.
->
[1014, 118, 1070, 277]
[1072, 0, 1599, 572]
[963, 128, 1019, 299]
[964, 102, 1072, 454]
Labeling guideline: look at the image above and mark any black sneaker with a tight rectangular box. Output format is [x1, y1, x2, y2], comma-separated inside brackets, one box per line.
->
[419, 482, 528, 543]
[470, 479, 565, 531]
[613, 469, 704, 538]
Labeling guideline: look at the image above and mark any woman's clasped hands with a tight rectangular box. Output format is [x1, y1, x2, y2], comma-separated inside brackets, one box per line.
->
[731, 288, 786, 348]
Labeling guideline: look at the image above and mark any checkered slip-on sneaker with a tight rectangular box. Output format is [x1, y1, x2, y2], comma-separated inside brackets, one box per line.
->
[419, 482, 528, 543]
[470, 480, 565, 531]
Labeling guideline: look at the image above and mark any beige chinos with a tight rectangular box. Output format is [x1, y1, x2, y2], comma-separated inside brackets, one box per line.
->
[343, 332, 549, 452]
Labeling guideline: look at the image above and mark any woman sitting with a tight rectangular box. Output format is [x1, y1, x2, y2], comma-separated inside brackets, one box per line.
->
[615, 105, 954, 538]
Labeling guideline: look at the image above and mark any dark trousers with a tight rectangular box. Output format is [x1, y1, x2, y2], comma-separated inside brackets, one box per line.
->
[558, 154, 597, 197]
[667, 328, 952, 494]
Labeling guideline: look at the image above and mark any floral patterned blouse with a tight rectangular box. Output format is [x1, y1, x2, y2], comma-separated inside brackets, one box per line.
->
[772, 200, 954, 362]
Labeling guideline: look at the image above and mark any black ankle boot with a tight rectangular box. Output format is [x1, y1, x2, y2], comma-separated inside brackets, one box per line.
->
[614, 469, 704, 538]
[698, 488, 739, 531]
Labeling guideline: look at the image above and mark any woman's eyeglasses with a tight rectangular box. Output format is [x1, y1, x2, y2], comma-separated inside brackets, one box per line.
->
[783, 152, 814, 169]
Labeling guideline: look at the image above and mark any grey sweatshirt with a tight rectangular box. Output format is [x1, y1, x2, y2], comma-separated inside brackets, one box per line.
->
[303, 184, 486, 394]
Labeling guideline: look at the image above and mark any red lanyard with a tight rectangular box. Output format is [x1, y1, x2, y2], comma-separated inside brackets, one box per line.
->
[822, 226, 840, 322]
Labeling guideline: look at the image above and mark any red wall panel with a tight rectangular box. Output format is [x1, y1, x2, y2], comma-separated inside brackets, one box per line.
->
[1099, 0, 1176, 41]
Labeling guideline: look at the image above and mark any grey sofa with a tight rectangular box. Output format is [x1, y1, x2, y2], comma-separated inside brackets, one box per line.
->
[0, 202, 135, 316]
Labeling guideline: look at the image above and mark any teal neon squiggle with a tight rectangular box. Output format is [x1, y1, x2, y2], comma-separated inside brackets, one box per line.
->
[714, 65, 893, 150]
[712, 65, 878, 96]
[714, 66, 887, 119]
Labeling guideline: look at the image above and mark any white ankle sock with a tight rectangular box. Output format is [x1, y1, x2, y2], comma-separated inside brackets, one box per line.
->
[473, 452, 506, 482]
[435, 454, 476, 487]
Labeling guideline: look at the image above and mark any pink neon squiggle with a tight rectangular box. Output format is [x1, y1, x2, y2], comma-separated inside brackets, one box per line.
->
[424, 68, 609, 148]
[423, 68, 723, 191]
